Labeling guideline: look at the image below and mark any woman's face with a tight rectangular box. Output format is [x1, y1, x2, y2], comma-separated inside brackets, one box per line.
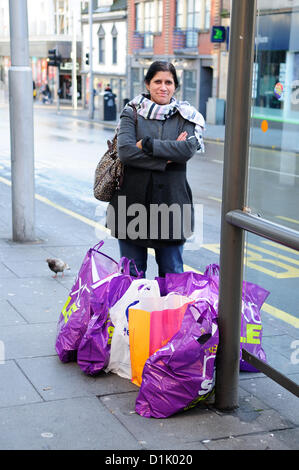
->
[146, 71, 176, 105]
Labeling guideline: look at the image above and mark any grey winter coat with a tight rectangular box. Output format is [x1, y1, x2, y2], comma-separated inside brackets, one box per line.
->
[107, 105, 199, 248]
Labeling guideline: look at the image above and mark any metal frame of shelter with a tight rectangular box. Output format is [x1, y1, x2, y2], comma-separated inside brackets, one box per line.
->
[214, 0, 299, 411]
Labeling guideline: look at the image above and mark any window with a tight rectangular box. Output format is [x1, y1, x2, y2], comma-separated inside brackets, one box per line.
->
[186, 0, 200, 47]
[54, 0, 70, 35]
[112, 36, 117, 64]
[99, 37, 105, 63]
[144, 1, 155, 48]
[144, 1, 155, 33]
[176, 0, 184, 29]
[111, 24, 118, 64]
[97, 24, 105, 63]
[132, 68, 142, 97]
[205, 0, 211, 30]
[135, 3, 142, 31]
[183, 70, 197, 105]
[187, 0, 201, 30]
[158, 0, 163, 32]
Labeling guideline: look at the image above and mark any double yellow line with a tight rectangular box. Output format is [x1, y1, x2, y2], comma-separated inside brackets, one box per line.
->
[0, 174, 298, 328]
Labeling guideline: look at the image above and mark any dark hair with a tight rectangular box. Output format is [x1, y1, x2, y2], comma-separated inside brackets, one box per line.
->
[144, 61, 179, 89]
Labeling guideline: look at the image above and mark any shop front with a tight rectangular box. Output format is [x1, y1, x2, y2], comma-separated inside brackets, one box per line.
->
[89, 74, 127, 113]
[254, 11, 299, 125]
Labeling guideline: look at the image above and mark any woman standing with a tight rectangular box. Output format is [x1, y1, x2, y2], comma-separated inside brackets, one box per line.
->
[107, 61, 205, 277]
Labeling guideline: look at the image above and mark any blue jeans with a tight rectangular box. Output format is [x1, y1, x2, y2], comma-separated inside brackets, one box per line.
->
[118, 240, 184, 278]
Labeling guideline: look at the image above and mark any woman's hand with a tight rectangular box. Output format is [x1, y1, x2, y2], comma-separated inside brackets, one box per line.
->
[166, 132, 188, 163]
[176, 131, 188, 141]
[137, 132, 188, 163]
[166, 132, 188, 164]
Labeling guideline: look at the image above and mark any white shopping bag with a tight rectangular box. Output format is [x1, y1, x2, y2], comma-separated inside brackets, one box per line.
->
[106, 278, 160, 379]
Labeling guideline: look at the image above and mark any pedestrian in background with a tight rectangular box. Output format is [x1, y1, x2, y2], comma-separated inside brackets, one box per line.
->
[33, 80, 36, 100]
[107, 61, 205, 277]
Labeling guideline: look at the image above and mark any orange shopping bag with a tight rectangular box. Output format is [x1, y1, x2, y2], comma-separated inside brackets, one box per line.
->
[128, 293, 193, 387]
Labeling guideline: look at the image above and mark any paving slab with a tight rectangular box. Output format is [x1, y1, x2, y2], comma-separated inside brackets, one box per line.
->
[203, 432, 291, 450]
[0, 300, 27, 326]
[0, 277, 68, 323]
[16, 355, 137, 401]
[3, 259, 59, 278]
[0, 276, 68, 299]
[99, 391, 292, 450]
[0, 261, 17, 279]
[0, 322, 57, 359]
[240, 375, 299, 426]
[0, 397, 142, 450]
[0, 245, 51, 262]
[270, 428, 299, 450]
[263, 334, 298, 359]
[259, 344, 299, 376]
[0, 360, 42, 408]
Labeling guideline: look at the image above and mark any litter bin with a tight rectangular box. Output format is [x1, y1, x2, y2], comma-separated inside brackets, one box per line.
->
[104, 91, 116, 121]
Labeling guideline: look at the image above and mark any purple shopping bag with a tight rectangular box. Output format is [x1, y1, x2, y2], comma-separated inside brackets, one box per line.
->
[135, 301, 219, 419]
[239, 280, 269, 371]
[55, 241, 132, 363]
[77, 274, 137, 375]
[158, 264, 269, 372]
[156, 265, 219, 311]
[203, 265, 270, 372]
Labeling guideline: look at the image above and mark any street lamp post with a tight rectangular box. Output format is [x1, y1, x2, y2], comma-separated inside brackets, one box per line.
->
[88, 0, 94, 120]
[72, 7, 78, 110]
[8, 0, 35, 242]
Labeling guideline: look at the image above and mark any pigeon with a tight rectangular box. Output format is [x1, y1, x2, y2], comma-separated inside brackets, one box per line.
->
[46, 258, 70, 278]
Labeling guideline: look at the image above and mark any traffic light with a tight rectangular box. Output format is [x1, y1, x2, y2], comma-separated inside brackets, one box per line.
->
[47, 49, 62, 67]
[85, 53, 89, 65]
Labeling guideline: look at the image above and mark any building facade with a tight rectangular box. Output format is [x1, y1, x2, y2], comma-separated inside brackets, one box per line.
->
[126, 0, 222, 120]
[81, 0, 127, 111]
[0, 0, 82, 101]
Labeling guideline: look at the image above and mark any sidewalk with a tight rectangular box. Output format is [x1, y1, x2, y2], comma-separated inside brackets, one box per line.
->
[0, 173, 298, 451]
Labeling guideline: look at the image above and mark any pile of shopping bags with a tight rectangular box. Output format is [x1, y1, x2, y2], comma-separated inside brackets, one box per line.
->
[55, 242, 269, 419]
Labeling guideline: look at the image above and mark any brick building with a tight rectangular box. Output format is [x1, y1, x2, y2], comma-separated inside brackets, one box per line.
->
[126, 0, 224, 119]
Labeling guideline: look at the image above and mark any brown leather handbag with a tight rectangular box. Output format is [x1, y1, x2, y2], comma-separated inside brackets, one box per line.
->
[94, 105, 137, 202]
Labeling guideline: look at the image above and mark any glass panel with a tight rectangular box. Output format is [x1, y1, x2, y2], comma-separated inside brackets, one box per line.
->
[98, 38, 105, 63]
[135, 3, 141, 32]
[132, 68, 142, 98]
[176, 0, 184, 29]
[243, 0, 299, 386]
[183, 70, 197, 106]
[144, 1, 155, 32]
[187, 0, 201, 29]
[205, 0, 211, 29]
[112, 36, 117, 64]
[158, 0, 163, 32]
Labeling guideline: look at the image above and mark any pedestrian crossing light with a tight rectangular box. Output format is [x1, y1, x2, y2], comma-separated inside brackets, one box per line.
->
[47, 49, 62, 67]
[85, 53, 89, 65]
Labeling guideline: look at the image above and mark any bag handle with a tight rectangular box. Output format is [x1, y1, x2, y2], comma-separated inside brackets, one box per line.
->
[125, 300, 140, 321]
[118, 257, 143, 278]
[204, 264, 220, 277]
[91, 241, 104, 252]
[90, 244, 143, 277]
[124, 281, 160, 321]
